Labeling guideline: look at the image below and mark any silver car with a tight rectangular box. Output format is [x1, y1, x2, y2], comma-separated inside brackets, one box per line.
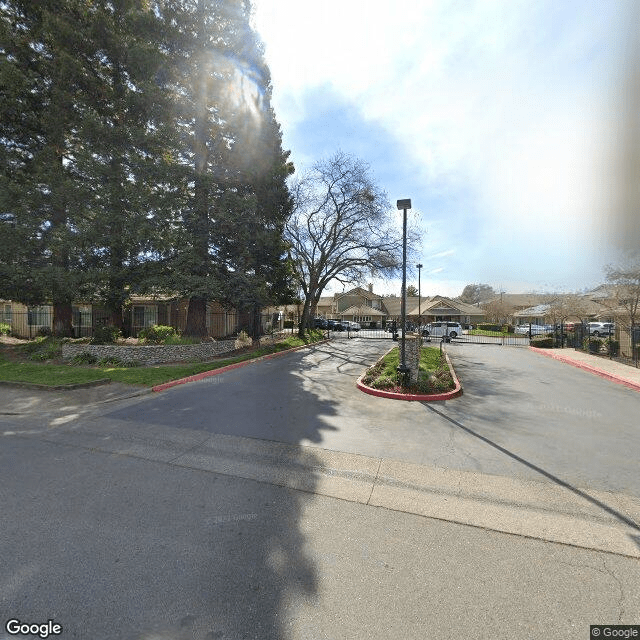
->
[515, 324, 550, 336]
[588, 322, 614, 336]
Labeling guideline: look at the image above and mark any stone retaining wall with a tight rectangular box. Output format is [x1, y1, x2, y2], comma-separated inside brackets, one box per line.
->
[62, 340, 239, 365]
[404, 333, 421, 383]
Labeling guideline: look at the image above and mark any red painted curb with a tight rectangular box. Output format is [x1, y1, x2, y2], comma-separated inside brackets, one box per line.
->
[529, 347, 640, 392]
[152, 338, 330, 393]
[356, 352, 463, 402]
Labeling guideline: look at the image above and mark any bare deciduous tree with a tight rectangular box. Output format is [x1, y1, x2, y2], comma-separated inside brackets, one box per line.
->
[286, 151, 419, 336]
[543, 293, 595, 327]
[458, 283, 495, 305]
[602, 256, 640, 343]
[481, 299, 512, 324]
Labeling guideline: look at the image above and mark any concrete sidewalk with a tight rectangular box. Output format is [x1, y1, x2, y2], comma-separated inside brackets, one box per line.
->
[530, 346, 640, 391]
[0, 381, 150, 416]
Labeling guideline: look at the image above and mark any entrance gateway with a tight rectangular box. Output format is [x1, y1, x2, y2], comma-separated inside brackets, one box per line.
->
[330, 321, 531, 346]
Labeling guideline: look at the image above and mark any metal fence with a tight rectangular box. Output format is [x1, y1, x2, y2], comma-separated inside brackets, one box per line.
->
[559, 322, 640, 368]
[1, 310, 283, 341]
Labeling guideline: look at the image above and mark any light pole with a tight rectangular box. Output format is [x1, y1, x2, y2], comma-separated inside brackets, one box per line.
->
[416, 263, 423, 331]
[396, 199, 411, 386]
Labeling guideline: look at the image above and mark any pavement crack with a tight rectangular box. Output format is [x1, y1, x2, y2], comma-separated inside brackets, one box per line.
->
[166, 436, 213, 464]
[601, 557, 627, 622]
[366, 458, 382, 505]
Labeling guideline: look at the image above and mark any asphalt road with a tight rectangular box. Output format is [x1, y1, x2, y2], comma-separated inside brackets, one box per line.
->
[98, 338, 640, 497]
[1, 338, 639, 639]
[1, 435, 639, 640]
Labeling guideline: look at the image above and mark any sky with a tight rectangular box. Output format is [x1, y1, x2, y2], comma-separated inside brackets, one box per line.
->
[252, 0, 636, 298]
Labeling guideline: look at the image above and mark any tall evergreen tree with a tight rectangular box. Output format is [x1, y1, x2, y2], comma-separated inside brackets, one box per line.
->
[1, 1, 94, 335]
[76, 0, 180, 330]
[157, 0, 294, 337]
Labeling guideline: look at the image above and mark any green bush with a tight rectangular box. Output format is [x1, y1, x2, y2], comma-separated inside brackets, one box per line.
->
[583, 337, 603, 353]
[19, 336, 63, 361]
[0, 322, 11, 335]
[477, 323, 503, 333]
[97, 356, 139, 367]
[70, 352, 98, 365]
[91, 325, 121, 345]
[138, 324, 177, 344]
[605, 338, 619, 356]
[530, 337, 554, 348]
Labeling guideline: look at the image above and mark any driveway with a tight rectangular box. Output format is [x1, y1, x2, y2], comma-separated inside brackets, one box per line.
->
[2, 339, 640, 639]
[90, 338, 640, 498]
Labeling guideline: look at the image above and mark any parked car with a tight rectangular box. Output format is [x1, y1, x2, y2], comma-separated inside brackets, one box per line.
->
[421, 322, 462, 339]
[343, 321, 361, 331]
[313, 317, 327, 329]
[588, 322, 614, 336]
[327, 319, 342, 331]
[515, 324, 550, 336]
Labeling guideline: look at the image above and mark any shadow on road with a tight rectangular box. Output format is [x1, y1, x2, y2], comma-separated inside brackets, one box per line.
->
[423, 402, 640, 555]
[75, 340, 376, 639]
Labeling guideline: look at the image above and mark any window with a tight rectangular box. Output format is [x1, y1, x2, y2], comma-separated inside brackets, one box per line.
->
[28, 306, 51, 326]
[72, 306, 91, 328]
[133, 305, 157, 329]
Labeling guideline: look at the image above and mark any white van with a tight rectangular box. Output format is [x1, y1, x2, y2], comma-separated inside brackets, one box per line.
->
[421, 322, 462, 339]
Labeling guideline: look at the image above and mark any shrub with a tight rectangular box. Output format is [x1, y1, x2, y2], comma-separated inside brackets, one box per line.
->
[477, 323, 503, 333]
[583, 337, 603, 353]
[138, 324, 178, 344]
[97, 356, 139, 367]
[38, 326, 52, 337]
[605, 338, 619, 356]
[20, 336, 62, 360]
[91, 325, 121, 345]
[530, 337, 554, 348]
[0, 322, 10, 335]
[70, 352, 98, 365]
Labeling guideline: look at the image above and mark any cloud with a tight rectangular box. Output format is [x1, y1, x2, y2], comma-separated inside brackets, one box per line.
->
[254, 0, 629, 294]
[427, 249, 455, 260]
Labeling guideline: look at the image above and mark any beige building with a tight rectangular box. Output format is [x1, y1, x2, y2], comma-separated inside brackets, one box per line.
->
[0, 297, 242, 339]
[310, 286, 485, 328]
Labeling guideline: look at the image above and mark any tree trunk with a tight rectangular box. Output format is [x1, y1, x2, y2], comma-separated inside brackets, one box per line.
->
[53, 302, 73, 337]
[298, 296, 311, 338]
[250, 303, 262, 346]
[109, 307, 124, 332]
[184, 296, 208, 338]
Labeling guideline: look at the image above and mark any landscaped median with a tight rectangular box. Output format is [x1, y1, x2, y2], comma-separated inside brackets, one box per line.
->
[357, 345, 462, 401]
[0, 331, 328, 390]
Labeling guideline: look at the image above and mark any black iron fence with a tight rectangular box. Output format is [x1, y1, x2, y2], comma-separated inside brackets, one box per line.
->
[559, 322, 640, 368]
[1, 310, 284, 341]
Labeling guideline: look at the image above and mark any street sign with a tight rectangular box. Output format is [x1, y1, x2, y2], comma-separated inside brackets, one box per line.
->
[396, 199, 411, 210]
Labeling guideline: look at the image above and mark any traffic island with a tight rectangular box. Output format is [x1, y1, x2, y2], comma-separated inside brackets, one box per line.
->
[357, 346, 462, 402]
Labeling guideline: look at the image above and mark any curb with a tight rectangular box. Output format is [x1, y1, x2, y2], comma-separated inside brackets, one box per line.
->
[0, 378, 112, 391]
[529, 347, 640, 392]
[152, 339, 331, 392]
[356, 350, 463, 402]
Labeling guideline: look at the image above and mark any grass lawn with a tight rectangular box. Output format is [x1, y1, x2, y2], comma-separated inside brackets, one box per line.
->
[0, 330, 326, 387]
[361, 346, 455, 394]
[468, 329, 523, 337]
